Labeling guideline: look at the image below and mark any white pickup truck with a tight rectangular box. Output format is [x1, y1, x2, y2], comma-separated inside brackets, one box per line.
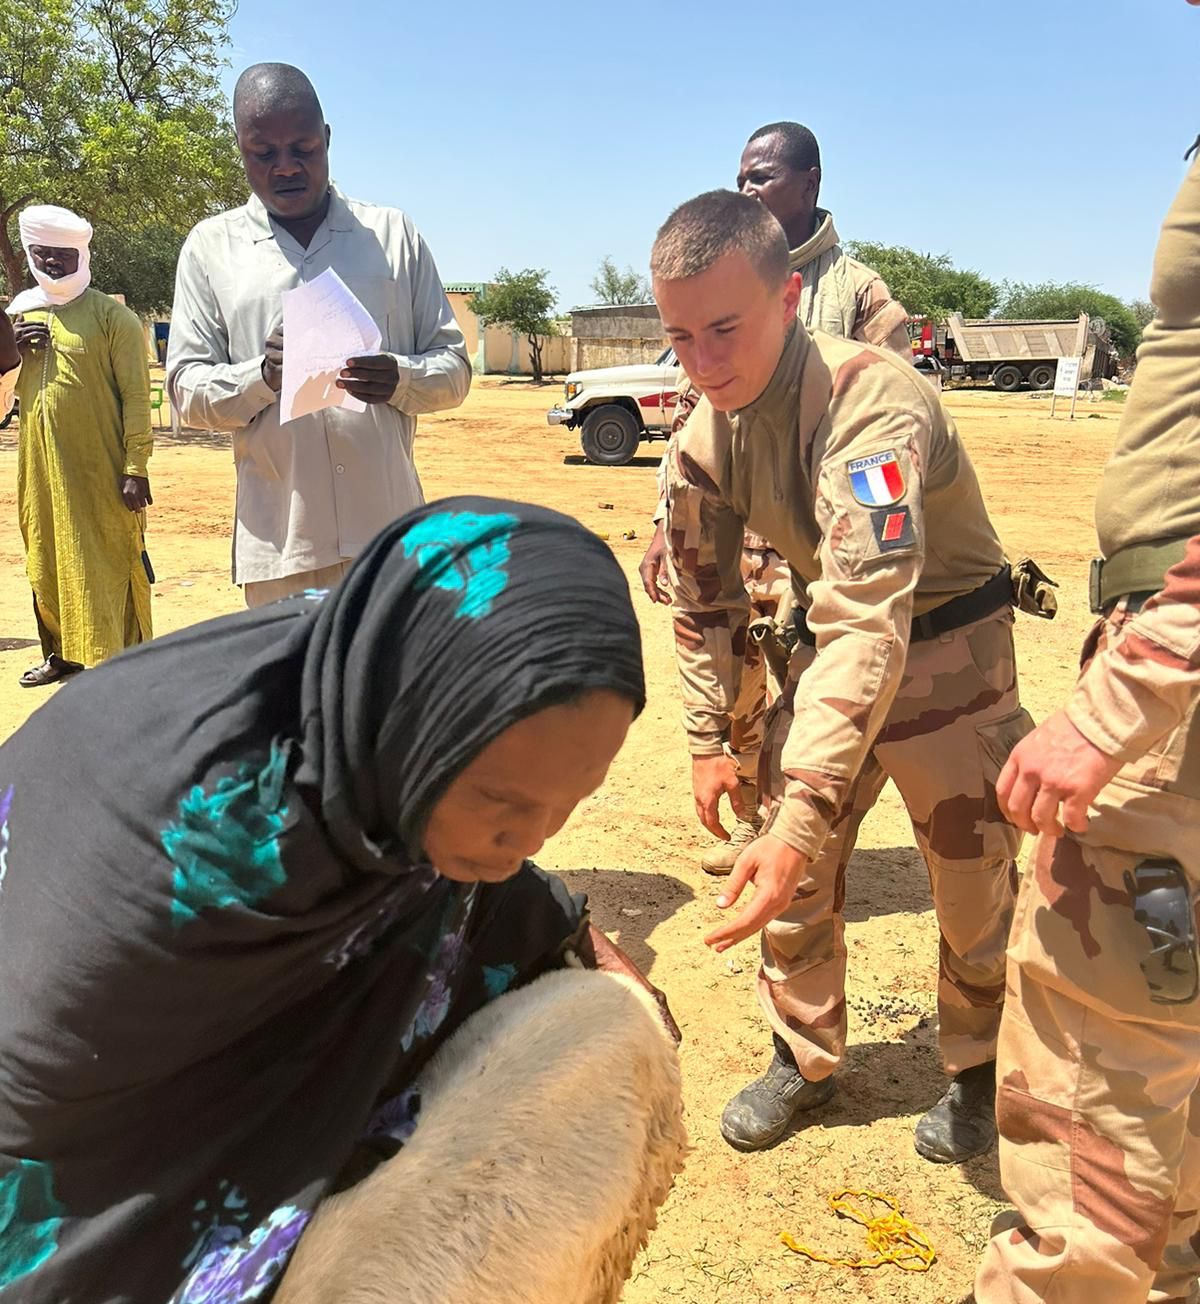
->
[546, 348, 681, 465]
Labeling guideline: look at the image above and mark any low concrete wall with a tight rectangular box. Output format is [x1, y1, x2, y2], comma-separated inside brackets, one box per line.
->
[572, 337, 668, 370]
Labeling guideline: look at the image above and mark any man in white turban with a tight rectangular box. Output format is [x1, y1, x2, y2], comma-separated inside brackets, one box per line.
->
[6, 204, 154, 686]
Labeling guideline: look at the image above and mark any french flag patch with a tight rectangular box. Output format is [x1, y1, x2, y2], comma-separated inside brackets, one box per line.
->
[847, 450, 905, 507]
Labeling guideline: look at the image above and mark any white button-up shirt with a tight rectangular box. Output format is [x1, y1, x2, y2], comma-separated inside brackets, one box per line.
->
[167, 187, 470, 583]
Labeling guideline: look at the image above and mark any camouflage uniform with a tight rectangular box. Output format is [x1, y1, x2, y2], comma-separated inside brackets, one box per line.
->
[976, 152, 1200, 1304]
[665, 322, 1029, 1079]
[657, 211, 912, 789]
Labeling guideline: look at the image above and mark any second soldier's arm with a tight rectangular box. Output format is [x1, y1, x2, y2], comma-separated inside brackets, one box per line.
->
[848, 261, 913, 361]
[664, 424, 750, 831]
[1000, 538, 1200, 836]
[641, 379, 701, 602]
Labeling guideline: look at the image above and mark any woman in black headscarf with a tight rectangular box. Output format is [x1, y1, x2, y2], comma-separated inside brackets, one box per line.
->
[0, 497, 684, 1303]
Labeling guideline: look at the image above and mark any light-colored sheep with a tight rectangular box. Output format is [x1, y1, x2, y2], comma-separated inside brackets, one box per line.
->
[275, 967, 687, 1304]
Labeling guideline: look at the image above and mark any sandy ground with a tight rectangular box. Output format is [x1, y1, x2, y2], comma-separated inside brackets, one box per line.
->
[0, 377, 1126, 1302]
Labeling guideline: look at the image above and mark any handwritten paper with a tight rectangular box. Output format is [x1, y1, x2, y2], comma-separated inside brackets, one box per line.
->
[279, 268, 382, 424]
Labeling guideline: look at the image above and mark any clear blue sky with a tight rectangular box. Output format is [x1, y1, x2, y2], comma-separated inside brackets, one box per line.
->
[225, 1, 1198, 312]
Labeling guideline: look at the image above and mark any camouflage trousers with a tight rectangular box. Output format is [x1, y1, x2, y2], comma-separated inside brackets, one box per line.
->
[976, 616, 1200, 1303]
[757, 609, 1028, 1080]
[728, 542, 791, 791]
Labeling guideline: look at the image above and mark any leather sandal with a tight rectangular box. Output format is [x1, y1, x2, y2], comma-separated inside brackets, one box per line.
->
[19, 656, 84, 688]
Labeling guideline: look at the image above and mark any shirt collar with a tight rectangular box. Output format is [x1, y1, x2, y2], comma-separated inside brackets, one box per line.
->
[244, 185, 355, 248]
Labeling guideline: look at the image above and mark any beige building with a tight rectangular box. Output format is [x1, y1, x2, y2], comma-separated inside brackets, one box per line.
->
[445, 282, 570, 377]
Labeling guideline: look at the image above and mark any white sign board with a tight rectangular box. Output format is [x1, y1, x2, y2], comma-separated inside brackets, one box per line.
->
[1053, 356, 1082, 397]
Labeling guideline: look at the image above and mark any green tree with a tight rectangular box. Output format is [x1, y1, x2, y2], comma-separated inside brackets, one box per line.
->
[88, 223, 183, 313]
[1129, 297, 1156, 331]
[844, 241, 999, 319]
[470, 269, 557, 383]
[0, 0, 243, 299]
[995, 281, 1143, 356]
[590, 255, 649, 306]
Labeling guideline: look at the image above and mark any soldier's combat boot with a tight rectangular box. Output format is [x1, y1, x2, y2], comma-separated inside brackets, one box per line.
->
[913, 1059, 996, 1163]
[700, 813, 762, 876]
[720, 1034, 837, 1151]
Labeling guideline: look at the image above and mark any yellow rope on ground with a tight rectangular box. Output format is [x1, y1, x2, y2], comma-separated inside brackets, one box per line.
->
[780, 1189, 936, 1272]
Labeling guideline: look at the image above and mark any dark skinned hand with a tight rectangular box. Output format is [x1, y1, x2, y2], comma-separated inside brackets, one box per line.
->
[338, 353, 400, 404]
[578, 923, 682, 1045]
[121, 476, 152, 512]
[638, 521, 672, 604]
[262, 326, 284, 393]
[14, 317, 50, 357]
[0, 309, 19, 373]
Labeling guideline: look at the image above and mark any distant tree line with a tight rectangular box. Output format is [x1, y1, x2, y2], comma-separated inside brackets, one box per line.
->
[585, 246, 1152, 357]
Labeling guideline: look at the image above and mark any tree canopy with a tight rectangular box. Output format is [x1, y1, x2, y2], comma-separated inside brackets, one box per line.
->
[844, 242, 999, 319]
[995, 281, 1143, 356]
[0, 0, 244, 305]
[590, 256, 650, 306]
[470, 269, 558, 383]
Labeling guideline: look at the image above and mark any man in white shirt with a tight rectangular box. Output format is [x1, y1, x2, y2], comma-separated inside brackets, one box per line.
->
[167, 63, 471, 605]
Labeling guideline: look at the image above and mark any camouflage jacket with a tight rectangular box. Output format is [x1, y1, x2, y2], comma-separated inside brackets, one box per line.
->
[1070, 157, 1200, 762]
[665, 324, 1004, 860]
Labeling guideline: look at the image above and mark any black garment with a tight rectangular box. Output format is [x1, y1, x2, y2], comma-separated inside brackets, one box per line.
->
[0, 497, 644, 1302]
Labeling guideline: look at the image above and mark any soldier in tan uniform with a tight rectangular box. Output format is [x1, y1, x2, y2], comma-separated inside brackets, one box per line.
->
[640, 122, 912, 875]
[974, 142, 1200, 1304]
[652, 190, 1032, 1159]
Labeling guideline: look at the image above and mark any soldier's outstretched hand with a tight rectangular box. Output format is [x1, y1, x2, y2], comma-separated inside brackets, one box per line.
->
[704, 832, 807, 953]
[997, 709, 1122, 838]
[692, 753, 744, 839]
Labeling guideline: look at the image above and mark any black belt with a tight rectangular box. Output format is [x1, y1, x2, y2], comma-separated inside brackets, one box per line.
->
[792, 566, 1013, 648]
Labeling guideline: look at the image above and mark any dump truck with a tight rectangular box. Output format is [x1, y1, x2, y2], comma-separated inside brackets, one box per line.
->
[910, 313, 1116, 391]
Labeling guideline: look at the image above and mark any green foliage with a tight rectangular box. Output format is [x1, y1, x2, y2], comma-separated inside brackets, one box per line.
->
[995, 281, 1142, 356]
[89, 223, 182, 313]
[844, 241, 999, 319]
[590, 255, 650, 306]
[470, 268, 558, 382]
[0, 0, 243, 298]
[1128, 298, 1156, 331]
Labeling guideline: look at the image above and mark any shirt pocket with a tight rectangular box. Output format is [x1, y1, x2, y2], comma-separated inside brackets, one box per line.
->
[47, 320, 89, 390]
[341, 275, 402, 353]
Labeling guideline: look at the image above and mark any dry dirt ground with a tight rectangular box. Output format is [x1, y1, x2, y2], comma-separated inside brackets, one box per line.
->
[0, 377, 1126, 1302]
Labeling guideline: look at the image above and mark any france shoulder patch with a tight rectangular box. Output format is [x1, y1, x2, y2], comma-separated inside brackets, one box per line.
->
[847, 450, 905, 507]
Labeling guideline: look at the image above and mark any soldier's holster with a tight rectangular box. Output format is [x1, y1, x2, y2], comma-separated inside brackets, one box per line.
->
[1010, 557, 1058, 620]
[1124, 857, 1199, 1005]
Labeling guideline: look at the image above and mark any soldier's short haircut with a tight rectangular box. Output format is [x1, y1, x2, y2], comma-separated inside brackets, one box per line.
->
[747, 121, 821, 173]
[651, 190, 790, 286]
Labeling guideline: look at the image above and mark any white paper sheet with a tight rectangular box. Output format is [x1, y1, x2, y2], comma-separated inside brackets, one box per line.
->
[279, 268, 383, 424]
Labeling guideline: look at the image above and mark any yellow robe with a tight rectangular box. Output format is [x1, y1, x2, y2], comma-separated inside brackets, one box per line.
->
[14, 288, 153, 665]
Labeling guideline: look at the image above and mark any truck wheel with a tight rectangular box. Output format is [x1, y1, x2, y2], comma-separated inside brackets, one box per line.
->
[580, 404, 641, 466]
[993, 364, 1023, 393]
[1028, 363, 1055, 390]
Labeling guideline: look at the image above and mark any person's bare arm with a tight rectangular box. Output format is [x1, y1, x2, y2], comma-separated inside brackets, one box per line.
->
[0, 310, 19, 374]
[576, 924, 681, 1044]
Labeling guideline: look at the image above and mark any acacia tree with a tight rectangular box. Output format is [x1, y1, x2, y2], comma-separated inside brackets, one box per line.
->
[470, 269, 557, 383]
[590, 255, 649, 306]
[1128, 298, 1156, 331]
[844, 241, 999, 319]
[0, 0, 243, 300]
